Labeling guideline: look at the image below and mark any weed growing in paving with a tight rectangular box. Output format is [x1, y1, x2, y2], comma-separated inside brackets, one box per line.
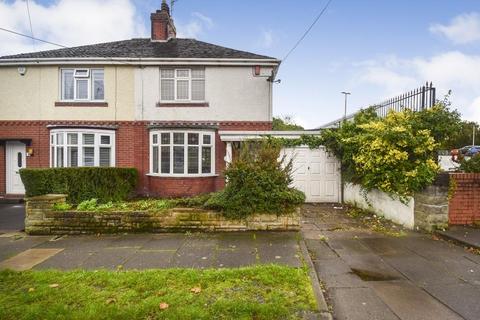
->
[346, 207, 408, 237]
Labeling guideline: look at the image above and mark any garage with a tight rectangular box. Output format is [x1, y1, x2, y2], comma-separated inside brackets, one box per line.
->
[281, 147, 341, 203]
[219, 131, 341, 203]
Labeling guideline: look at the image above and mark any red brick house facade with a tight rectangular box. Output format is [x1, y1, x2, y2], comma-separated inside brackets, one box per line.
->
[0, 1, 279, 198]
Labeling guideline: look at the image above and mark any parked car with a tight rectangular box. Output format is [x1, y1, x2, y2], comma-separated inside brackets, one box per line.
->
[451, 145, 480, 162]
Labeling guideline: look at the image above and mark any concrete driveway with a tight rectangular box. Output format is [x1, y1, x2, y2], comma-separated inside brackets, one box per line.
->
[302, 204, 480, 320]
[0, 203, 25, 232]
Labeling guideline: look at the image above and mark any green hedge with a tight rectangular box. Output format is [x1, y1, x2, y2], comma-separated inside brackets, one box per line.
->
[20, 167, 138, 204]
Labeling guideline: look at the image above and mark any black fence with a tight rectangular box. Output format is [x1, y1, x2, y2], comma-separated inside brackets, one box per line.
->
[319, 82, 437, 128]
[373, 82, 436, 118]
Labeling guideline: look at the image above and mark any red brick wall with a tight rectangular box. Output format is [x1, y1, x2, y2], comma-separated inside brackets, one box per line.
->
[449, 173, 480, 225]
[0, 144, 5, 194]
[0, 120, 271, 197]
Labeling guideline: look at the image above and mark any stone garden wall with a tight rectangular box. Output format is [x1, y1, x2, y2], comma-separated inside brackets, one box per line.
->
[25, 194, 300, 235]
[344, 173, 450, 231]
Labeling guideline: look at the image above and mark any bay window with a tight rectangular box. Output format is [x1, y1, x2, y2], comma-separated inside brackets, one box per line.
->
[50, 129, 115, 167]
[61, 68, 104, 101]
[150, 130, 214, 176]
[160, 68, 205, 102]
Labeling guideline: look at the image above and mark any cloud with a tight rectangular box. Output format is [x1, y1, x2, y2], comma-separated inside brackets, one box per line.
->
[260, 30, 274, 48]
[354, 51, 480, 122]
[176, 12, 213, 39]
[0, 0, 146, 56]
[430, 12, 480, 44]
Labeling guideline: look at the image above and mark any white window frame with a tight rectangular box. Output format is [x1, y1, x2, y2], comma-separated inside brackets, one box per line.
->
[60, 68, 104, 102]
[159, 68, 205, 102]
[149, 129, 215, 177]
[50, 129, 115, 168]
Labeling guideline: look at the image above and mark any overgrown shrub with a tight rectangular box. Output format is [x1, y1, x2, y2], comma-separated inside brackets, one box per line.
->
[459, 155, 480, 173]
[322, 107, 441, 201]
[206, 140, 305, 219]
[20, 167, 138, 204]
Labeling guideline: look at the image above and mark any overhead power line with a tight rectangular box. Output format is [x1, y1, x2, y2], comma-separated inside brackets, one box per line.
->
[25, 0, 35, 50]
[282, 0, 334, 62]
[0, 27, 67, 48]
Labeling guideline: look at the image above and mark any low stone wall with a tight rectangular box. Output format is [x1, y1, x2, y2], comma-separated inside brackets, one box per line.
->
[413, 174, 449, 231]
[25, 194, 300, 235]
[344, 173, 450, 231]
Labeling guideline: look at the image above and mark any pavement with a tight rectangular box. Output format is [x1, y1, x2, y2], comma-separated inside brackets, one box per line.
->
[302, 204, 480, 320]
[437, 226, 480, 249]
[0, 203, 25, 233]
[0, 231, 303, 270]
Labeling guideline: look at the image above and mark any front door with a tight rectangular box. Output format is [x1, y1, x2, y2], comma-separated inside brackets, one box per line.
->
[6, 141, 26, 194]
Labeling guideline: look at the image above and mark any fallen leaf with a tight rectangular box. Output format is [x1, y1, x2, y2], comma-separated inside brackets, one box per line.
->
[28, 287, 35, 292]
[159, 302, 169, 310]
[49, 284, 59, 288]
[106, 298, 116, 305]
[190, 287, 202, 294]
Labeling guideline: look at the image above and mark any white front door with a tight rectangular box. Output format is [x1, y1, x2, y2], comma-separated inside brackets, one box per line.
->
[282, 147, 341, 203]
[6, 141, 26, 194]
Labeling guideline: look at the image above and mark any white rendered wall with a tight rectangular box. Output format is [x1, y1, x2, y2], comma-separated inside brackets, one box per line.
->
[135, 66, 273, 122]
[344, 183, 415, 229]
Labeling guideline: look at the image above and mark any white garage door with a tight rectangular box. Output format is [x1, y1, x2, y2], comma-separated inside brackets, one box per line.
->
[281, 147, 341, 203]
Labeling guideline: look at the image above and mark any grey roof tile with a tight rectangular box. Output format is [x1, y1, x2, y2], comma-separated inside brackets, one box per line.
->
[0, 38, 276, 60]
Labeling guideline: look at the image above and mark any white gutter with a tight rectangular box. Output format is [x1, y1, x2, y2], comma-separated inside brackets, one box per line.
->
[219, 130, 321, 142]
[0, 57, 281, 67]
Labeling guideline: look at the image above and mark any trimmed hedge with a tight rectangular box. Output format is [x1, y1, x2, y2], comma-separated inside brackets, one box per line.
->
[20, 167, 138, 204]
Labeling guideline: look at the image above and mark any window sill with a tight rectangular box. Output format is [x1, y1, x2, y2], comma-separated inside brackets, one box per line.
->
[146, 173, 218, 178]
[156, 102, 209, 108]
[55, 101, 108, 107]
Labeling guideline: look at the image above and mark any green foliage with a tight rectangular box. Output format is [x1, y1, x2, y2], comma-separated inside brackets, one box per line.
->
[207, 140, 305, 219]
[322, 107, 442, 200]
[272, 116, 304, 131]
[0, 265, 317, 320]
[459, 155, 480, 173]
[20, 167, 138, 204]
[447, 121, 480, 149]
[410, 104, 462, 150]
[51, 202, 72, 211]
[77, 199, 99, 211]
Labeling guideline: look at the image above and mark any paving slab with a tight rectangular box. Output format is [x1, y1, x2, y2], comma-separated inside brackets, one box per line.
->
[0, 235, 50, 261]
[302, 204, 480, 320]
[34, 248, 94, 270]
[329, 287, 399, 320]
[81, 247, 138, 270]
[369, 280, 463, 320]
[423, 283, 480, 320]
[438, 226, 480, 249]
[172, 245, 216, 268]
[123, 250, 176, 269]
[0, 248, 63, 271]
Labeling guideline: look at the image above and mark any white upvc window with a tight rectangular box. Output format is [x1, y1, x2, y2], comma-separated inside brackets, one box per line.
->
[160, 68, 205, 102]
[60, 68, 104, 101]
[50, 129, 115, 168]
[150, 130, 215, 176]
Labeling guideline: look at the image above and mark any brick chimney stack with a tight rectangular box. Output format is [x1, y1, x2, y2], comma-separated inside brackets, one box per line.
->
[151, 0, 176, 41]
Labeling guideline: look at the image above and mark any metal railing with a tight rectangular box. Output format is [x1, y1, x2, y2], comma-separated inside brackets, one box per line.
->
[373, 82, 436, 118]
[319, 82, 436, 128]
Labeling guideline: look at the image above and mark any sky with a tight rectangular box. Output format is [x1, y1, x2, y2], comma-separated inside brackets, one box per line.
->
[1, 0, 479, 129]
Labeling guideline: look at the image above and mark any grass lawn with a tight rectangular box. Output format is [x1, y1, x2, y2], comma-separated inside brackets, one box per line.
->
[0, 265, 317, 320]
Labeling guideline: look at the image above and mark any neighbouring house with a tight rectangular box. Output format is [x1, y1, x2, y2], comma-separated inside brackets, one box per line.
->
[0, 1, 281, 198]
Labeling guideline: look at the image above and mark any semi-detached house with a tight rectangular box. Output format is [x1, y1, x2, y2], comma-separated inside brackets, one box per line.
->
[0, 1, 280, 198]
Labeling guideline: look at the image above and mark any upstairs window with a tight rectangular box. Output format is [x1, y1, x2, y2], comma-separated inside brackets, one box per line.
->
[160, 68, 205, 102]
[61, 68, 104, 101]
